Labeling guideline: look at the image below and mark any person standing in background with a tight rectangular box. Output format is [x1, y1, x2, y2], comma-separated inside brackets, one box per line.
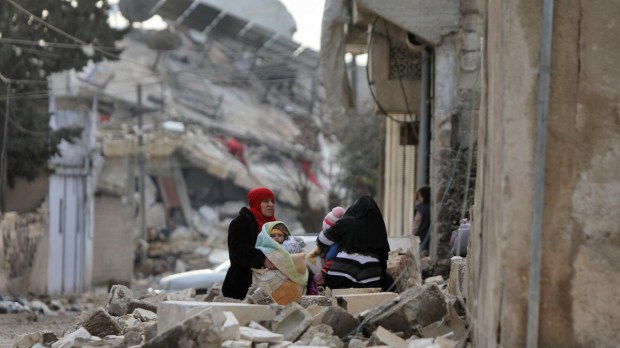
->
[412, 186, 431, 257]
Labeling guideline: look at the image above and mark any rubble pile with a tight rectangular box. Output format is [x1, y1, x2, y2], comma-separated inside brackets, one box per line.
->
[12, 261, 469, 348]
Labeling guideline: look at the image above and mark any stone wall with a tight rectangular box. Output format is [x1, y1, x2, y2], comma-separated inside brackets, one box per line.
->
[469, 1, 620, 347]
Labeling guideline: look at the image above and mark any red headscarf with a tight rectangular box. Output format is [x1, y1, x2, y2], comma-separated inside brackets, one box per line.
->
[248, 187, 276, 232]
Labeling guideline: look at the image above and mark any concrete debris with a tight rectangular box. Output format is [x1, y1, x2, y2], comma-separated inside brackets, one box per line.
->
[107, 285, 134, 316]
[361, 284, 448, 338]
[424, 276, 445, 285]
[386, 248, 423, 291]
[270, 302, 313, 341]
[14, 331, 57, 348]
[133, 307, 158, 322]
[81, 308, 123, 338]
[50, 327, 91, 348]
[447, 257, 467, 299]
[126, 299, 158, 314]
[9, 274, 469, 348]
[368, 326, 407, 348]
[321, 305, 360, 338]
[295, 324, 343, 348]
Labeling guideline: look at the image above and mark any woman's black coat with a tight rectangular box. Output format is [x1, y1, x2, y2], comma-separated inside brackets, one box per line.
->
[222, 207, 266, 300]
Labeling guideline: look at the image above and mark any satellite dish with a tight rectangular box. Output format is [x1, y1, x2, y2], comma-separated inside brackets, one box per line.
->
[118, 0, 161, 23]
[147, 29, 183, 51]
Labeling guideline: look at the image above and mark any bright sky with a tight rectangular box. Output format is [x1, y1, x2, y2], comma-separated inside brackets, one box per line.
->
[280, 0, 325, 51]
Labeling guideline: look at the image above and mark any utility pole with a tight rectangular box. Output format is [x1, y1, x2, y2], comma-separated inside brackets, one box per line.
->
[137, 84, 146, 243]
[0, 80, 10, 212]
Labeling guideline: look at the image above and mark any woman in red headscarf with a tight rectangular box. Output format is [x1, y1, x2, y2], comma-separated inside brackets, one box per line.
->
[223, 187, 278, 299]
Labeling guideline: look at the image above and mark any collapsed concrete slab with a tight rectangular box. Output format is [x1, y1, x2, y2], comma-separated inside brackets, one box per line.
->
[335, 292, 398, 316]
[361, 284, 448, 338]
[157, 300, 278, 334]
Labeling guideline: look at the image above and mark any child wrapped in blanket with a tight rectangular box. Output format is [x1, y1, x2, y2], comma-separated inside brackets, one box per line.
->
[268, 223, 306, 253]
[252, 221, 309, 304]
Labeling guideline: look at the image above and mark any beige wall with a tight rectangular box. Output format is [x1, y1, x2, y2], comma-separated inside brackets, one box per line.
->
[469, 1, 620, 347]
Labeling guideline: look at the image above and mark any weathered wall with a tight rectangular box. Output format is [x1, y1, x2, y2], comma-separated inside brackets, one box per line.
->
[470, 1, 620, 347]
[0, 211, 48, 294]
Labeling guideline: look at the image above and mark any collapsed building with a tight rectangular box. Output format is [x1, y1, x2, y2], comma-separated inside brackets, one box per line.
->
[0, 0, 332, 295]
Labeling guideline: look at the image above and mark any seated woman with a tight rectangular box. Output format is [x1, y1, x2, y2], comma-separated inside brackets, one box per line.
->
[317, 195, 393, 291]
[253, 221, 309, 304]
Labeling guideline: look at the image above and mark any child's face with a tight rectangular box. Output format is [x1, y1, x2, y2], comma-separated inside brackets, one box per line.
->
[270, 228, 287, 244]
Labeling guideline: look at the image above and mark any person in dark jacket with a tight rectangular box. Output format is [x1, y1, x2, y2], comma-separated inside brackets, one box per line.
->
[412, 186, 431, 257]
[222, 187, 277, 299]
[316, 195, 393, 291]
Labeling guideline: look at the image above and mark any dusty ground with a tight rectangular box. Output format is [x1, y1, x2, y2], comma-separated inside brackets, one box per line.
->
[0, 312, 80, 347]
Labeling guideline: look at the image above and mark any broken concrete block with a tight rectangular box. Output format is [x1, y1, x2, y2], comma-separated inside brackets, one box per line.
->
[133, 308, 158, 322]
[372, 326, 406, 348]
[330, 288, 382, 296]
[246, 287, 275, 305]
[120, 313, 141, 331]
[248, 320, 271, 332]
[305, 304, 329, 325]
[295, 324, 334, 345]
[124, 327, 143, 346]
[51, 327, 91, 348]
[204, 285, 223, 302]
[239, 327, 283, 343]
[418, 305, 467, 340]
[424, 276, 444, 285]
[127, 299, 158, 314]
[142, 321, 158, 342]
[82, 308, 123, 338]
[144, 307, 225, 348]
[435, 337, 458, 348]
[387, 249, 422, 291]
[14, 331, 46, 348]
[255, 343, 269, 348]
[222, 311, 241, 340]
[300, 295, 333, 308]
[347, 337, 369, 348]
[107, 285, 134, 316]
[407, 337, 439, 348]
[335, 292, 398, 316]
[269, 341, 293, 348]
[321, 306, 360, 338]
[362, 284, 447, 338]
[102, 335, 125, 346]
[270, 302, 313, 341]
[164, 288, 196, 301]
[221, 339, 253, 348]
[447, 257, 467, 299]
[157, 301, 277, 334]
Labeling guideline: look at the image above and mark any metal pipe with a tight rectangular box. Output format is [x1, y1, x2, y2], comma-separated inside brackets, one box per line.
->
[137, 84, 146, 243]
[526, 0, 554, 347]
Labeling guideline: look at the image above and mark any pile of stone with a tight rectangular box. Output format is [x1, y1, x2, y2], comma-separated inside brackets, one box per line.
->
[12, 248, 469, 348]
[0, 293, 107, 316]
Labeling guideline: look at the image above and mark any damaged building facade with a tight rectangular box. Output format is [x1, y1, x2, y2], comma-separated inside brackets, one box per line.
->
[323, 0, 620, 347]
